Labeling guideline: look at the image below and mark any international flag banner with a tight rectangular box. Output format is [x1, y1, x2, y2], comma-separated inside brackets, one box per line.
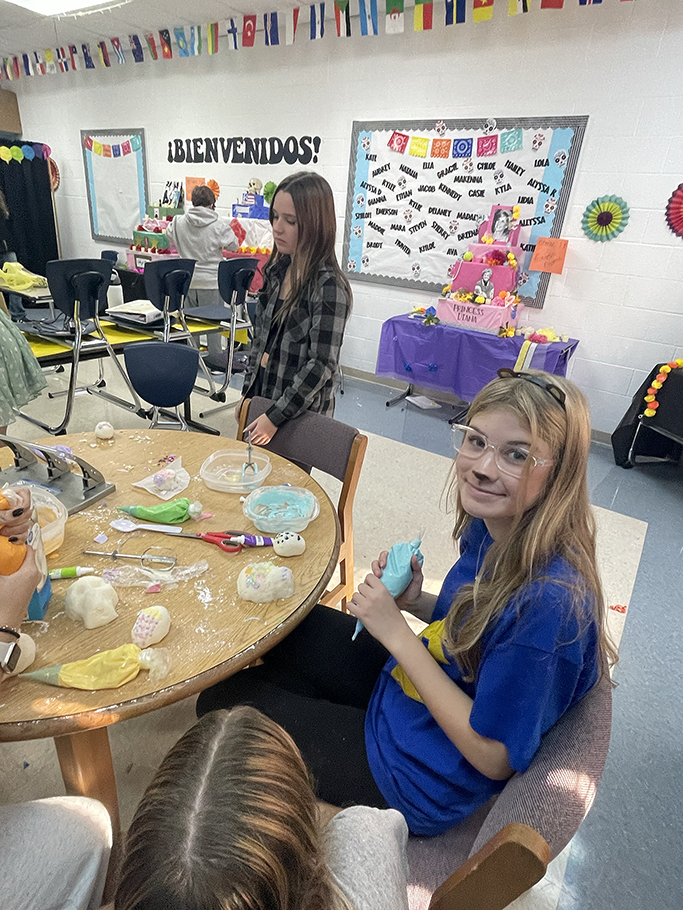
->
[189, 27, 201, 55]
[508, 0, 528, 13]
[69, 45, 80, 71]
[243, 15, 257, 47]
[44, 48, 57, 74]
[334, 0, 351, 36]
[414, 0, 433, 30]
[130, 35, 145, 62]
[264, 12, 280, 45]
[81, 44, 95, 69]
[1, 59, 13, 81]
[359, 0, 378, 36]
[93, 141, 103, 156]
[224, 19, 239, 50]
[112, 144, 121, 157]
[579, 0, 602, 4]
[174, 28, 190, 56]
[144, 34, 159, 60]
[55, 49, 68, 73]
[97, 41, 111, 67]
[159, 30, 173, 58]
[385, 0, 404, 34]
[12, 56, 22, 79]
[110, 38, 125, 63]
[455, 0, 466, 20]
[473, 0, 494, 22]
[121, 140, 132, 155]
[285, 8, 300, 44]
[21, 54, 33, 77]
[540, 0, 564, 7]
[32, 51, 46, 75]
[310, 4, 326, 39]
[102, 144, 112, 158]
[207, 23, 219, 54]
[84, 136, 94, 151]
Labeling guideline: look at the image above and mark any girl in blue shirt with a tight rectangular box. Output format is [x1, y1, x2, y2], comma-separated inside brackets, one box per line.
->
[198, 369, 615, 836]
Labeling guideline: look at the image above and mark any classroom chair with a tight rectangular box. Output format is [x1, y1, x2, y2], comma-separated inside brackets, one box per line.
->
[123, 341, 199, 431]
[407, 673, 613, 910]
[19, 259, 146, 435]
[237, 397, 368, 610]
[191, 257, 259, 418]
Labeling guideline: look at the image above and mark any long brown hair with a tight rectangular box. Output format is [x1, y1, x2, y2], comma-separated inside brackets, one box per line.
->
[115, 707, 352, 910]
[266, 171, 351, 324]
[443, 370, 617, 682]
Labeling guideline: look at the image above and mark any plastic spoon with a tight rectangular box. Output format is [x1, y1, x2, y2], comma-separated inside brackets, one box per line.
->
[110, 518, 184, 536]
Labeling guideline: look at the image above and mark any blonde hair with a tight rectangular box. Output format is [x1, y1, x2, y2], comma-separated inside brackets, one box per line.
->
[115, 707, 352, 910]
[443, 370, 617, 682]
[266, 171, 351, 324]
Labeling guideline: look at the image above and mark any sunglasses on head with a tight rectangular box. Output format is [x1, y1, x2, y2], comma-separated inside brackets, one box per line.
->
[496, 368, 567, 410]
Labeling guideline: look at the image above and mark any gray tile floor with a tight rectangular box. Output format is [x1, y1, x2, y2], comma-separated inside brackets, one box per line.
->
[334, 377, 683, 910]
[4, 364, 682, 910]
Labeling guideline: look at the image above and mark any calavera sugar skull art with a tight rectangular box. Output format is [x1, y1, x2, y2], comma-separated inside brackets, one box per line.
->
[532, 133, 546, 152]
[361, 136, 371, 151]
[554, 149, 568, 168]
[462, 158, 474, 173]
[397, 175, 407, 190]
[544, 197, 557, 215]
[448, 220, 459, 234]
[483, 118, 497, 135]
[435, 119, 447, 136]
[361, 255, 370, 268]
[353, 225, 362, 238]
[494, 169, 506, 187]
[347, 259, 357, 271]
[356, 193, 365, 207]
[411, 262, 421, 278]
[403, 208, 413, 223]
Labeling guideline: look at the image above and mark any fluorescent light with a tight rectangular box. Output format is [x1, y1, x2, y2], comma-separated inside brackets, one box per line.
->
[4, 0, 131, 16]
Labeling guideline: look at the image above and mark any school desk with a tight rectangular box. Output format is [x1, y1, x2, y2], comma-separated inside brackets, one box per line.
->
[376, 314, 579, 407]
[0, 430, 340, 856]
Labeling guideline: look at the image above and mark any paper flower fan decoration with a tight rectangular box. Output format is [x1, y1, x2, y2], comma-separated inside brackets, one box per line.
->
[582, 195, 629, 242]
[206, 179, 220, 200]
[665, 183, 683, 238]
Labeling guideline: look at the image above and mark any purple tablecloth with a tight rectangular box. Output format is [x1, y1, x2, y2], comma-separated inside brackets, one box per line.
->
[376, 315, 579, 403]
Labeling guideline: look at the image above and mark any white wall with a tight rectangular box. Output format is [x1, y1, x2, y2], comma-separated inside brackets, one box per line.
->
[10, 0, 683, 433]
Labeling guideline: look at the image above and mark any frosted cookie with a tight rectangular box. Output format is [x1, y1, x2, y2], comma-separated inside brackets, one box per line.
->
[237, 561, 294, 603]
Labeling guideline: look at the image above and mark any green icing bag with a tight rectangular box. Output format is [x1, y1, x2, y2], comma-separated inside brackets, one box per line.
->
[119, 498, 192, 524]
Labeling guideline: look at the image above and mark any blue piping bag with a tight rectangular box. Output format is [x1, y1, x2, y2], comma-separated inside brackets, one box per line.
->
[352, 538, 424, 640]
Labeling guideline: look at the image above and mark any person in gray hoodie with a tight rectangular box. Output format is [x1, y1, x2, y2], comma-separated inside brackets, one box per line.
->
[166, 185, 238, 364]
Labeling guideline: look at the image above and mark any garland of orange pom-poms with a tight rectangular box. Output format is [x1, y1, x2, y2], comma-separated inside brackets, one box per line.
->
[643, 359, 683, 417]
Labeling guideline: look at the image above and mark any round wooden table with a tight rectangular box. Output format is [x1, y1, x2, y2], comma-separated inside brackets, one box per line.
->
[0, 430, 340, 839]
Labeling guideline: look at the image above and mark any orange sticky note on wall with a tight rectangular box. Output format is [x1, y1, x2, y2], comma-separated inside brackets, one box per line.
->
[529, 237, 569, 274]
[185, 176, 206, 201]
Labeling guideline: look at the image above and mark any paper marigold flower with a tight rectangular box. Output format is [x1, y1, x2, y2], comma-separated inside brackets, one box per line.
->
[644, 395, 655, 402]
[644, 408, 656, 417]
[582, 195, 630, 242]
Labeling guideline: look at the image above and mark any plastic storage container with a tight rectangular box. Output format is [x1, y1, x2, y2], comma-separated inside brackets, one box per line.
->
[242, 485, 320, 533]
[200, 450, 272, 494]
[30, 487, 68, 555]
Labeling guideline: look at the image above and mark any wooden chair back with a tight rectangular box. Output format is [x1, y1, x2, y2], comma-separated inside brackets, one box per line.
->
[237, 397, 368, 609]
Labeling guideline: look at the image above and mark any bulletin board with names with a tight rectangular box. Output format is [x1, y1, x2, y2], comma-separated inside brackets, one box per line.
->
[342, 116, 588, 309]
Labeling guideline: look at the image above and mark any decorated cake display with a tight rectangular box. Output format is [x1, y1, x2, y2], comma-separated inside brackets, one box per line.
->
[437, 205, 524, 335]
[132, 216, 176, 253]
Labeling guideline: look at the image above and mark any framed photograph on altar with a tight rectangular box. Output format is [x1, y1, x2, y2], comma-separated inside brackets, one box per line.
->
[342, 115, 588, 308]
[81, 128, 149, 245]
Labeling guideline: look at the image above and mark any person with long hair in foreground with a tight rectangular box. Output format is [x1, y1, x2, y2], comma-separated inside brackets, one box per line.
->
[240, 171, 352, 445]
[114, 706, 409, 910]
[198, 370, 616, 837]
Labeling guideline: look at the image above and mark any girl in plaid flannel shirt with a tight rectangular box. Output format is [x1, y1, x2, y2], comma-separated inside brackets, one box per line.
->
[241, 173, 352, 445]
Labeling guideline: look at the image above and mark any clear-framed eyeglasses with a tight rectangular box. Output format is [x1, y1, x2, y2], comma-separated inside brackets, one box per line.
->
[451, 424, 553, 478]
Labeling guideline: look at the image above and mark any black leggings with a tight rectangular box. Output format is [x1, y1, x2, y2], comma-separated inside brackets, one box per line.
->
[196, 605, 390, 808]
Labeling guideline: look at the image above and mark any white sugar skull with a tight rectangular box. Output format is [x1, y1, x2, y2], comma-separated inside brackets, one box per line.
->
[403, 208, 413, 223]
[494, 169, 506, 186]
[448, 219, 459, 234]
[435, 119, 447, 136]
[353, 225, 362, 238]
[448, 262, 457, 276]
[247, 177, 263, 194]
[483, 118, 497, 135]
[356, 193, 365, 207]
[361, 255, 369, 268]
[532, 133, 545, 151]
[397, 175, 407, 189]
[517, 271, 530, 288]
[347, 259, 357, 271]
[554, 149, 568, 168]
[544, 196, 557, 215]
[462, 158, 474, 173]
[411, 262, 421, 278]
[361, 136, 371, 151]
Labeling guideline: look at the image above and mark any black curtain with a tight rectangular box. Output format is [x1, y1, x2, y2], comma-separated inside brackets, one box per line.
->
[0, 154, 58, 276]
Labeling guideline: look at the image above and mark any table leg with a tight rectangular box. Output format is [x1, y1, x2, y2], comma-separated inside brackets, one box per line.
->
[385, 384, 413, 408]
[55, 727, 121, 901]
